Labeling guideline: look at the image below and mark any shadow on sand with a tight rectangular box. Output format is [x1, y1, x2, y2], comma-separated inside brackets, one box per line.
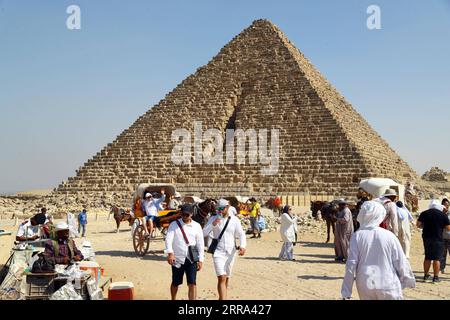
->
[297, 241, 334, 249]
[297, 275, 343, 281]
[95, 250, 166, 261]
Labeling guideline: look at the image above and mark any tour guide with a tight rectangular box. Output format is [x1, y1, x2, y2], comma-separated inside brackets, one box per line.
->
[165, 204, 204, 300]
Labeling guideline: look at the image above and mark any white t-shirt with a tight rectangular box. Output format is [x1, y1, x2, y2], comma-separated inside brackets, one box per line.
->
[165, 219, 205, 268]
[16, 219, 39, 239]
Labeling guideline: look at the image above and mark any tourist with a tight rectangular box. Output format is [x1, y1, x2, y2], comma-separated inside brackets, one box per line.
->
[44, 221, 84, 265]
[279, 205, 297, 261]
[142, 189, 166, 237]
[168, 192, 182, 210]
[440, 199, 450, 273]
[396, 201, 414, 259]
[15, 213, 46, 242]
[78, 208, 88, 237]
[248, 197, 261, 239]
[417, 200, 450, 283]
[341, 200, 415, 300]
[334, 199, 354, 262]
[203, 198, 246, 300]
[165, 204, 204, 300]
[379, 189, 399, 236]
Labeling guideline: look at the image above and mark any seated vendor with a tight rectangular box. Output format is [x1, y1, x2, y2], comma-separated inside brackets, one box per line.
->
[44, 221, 84, 265]
[16, 213, 46, 242]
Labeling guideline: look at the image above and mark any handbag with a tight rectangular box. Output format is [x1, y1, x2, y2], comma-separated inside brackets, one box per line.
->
[176, 220, 200, 263]
[31, 253, 56, 273]
[207, 216, 231, 254]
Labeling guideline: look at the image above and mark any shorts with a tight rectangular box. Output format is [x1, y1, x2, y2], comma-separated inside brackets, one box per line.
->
[171, 259, 197, 286]
[145, 215, 157, 222]
[213, 250, 236, 277]
[423, 239, 444, 261]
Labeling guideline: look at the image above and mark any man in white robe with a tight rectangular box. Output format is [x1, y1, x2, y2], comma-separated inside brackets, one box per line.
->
[396, 201, 414, 259]
[341, 200, 415, 300]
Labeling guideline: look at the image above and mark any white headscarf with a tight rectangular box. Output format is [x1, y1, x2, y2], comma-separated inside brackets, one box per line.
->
[429, 199, 445, 212]
[357, 200, 387, 230]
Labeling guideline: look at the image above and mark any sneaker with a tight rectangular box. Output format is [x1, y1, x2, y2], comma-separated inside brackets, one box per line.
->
[250, 235, 257, 239]
[433, 276, 441, 283]
[423, 274, 432, 281]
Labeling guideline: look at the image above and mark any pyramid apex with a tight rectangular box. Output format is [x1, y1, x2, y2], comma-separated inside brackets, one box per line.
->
[250, 19, 276, 28]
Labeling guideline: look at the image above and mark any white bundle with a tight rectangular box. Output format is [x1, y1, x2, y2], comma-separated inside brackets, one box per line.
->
[50, 283, 82, 300]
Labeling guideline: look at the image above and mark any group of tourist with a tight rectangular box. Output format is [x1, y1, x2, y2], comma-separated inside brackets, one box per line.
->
[164, 199, 246, 300]
[13, 185, 450, 300]
[339, 190, 450, 300]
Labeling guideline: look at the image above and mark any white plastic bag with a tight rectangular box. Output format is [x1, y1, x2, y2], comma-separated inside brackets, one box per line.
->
[86, 278, 103, 300]
[80, 241, 96, 261]
[50, 282, 83, 300]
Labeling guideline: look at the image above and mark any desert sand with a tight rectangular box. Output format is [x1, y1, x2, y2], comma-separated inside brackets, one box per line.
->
[2, 210, 449, 300]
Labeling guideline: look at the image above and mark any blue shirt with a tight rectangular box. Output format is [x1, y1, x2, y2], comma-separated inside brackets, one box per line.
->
[78, 212, 87, 225]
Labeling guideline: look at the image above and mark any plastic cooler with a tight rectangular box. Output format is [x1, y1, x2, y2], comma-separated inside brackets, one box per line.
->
[108, 282, 134, 300]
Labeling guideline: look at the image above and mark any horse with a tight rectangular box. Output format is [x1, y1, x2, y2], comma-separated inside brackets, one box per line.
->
[265, 197, 282, 216]
[311, 200, 358, 243]
[109, 206, 134, 233]
[192, 198, 217, 227]
[310, 200, 327, 220]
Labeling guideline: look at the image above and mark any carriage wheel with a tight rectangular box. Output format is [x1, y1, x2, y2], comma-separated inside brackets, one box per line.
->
[133, 225, 150, 256]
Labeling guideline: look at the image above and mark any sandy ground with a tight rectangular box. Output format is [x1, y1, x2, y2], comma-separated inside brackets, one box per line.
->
[2, 213, 449, 300]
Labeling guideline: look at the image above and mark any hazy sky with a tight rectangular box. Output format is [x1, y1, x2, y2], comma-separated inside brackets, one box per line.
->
[1, 0, 449, 194]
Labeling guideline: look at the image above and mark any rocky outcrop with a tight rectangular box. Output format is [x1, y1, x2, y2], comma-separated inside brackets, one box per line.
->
[422, 167, 448, 182]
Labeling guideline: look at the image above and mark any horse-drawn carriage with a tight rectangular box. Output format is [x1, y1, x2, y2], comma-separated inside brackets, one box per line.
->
[130, 184, 217, 256]
[131, 184, 181, 256]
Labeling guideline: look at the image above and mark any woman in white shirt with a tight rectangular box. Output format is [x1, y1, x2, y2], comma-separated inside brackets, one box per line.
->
[279, 205, 298, 261]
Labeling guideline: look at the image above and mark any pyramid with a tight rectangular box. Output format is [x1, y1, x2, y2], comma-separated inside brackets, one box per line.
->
[55, 19, 425, 204]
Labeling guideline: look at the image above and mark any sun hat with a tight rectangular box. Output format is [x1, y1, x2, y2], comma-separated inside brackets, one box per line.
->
[55, 221, 70, 231]
[382, 188, 397, 197]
